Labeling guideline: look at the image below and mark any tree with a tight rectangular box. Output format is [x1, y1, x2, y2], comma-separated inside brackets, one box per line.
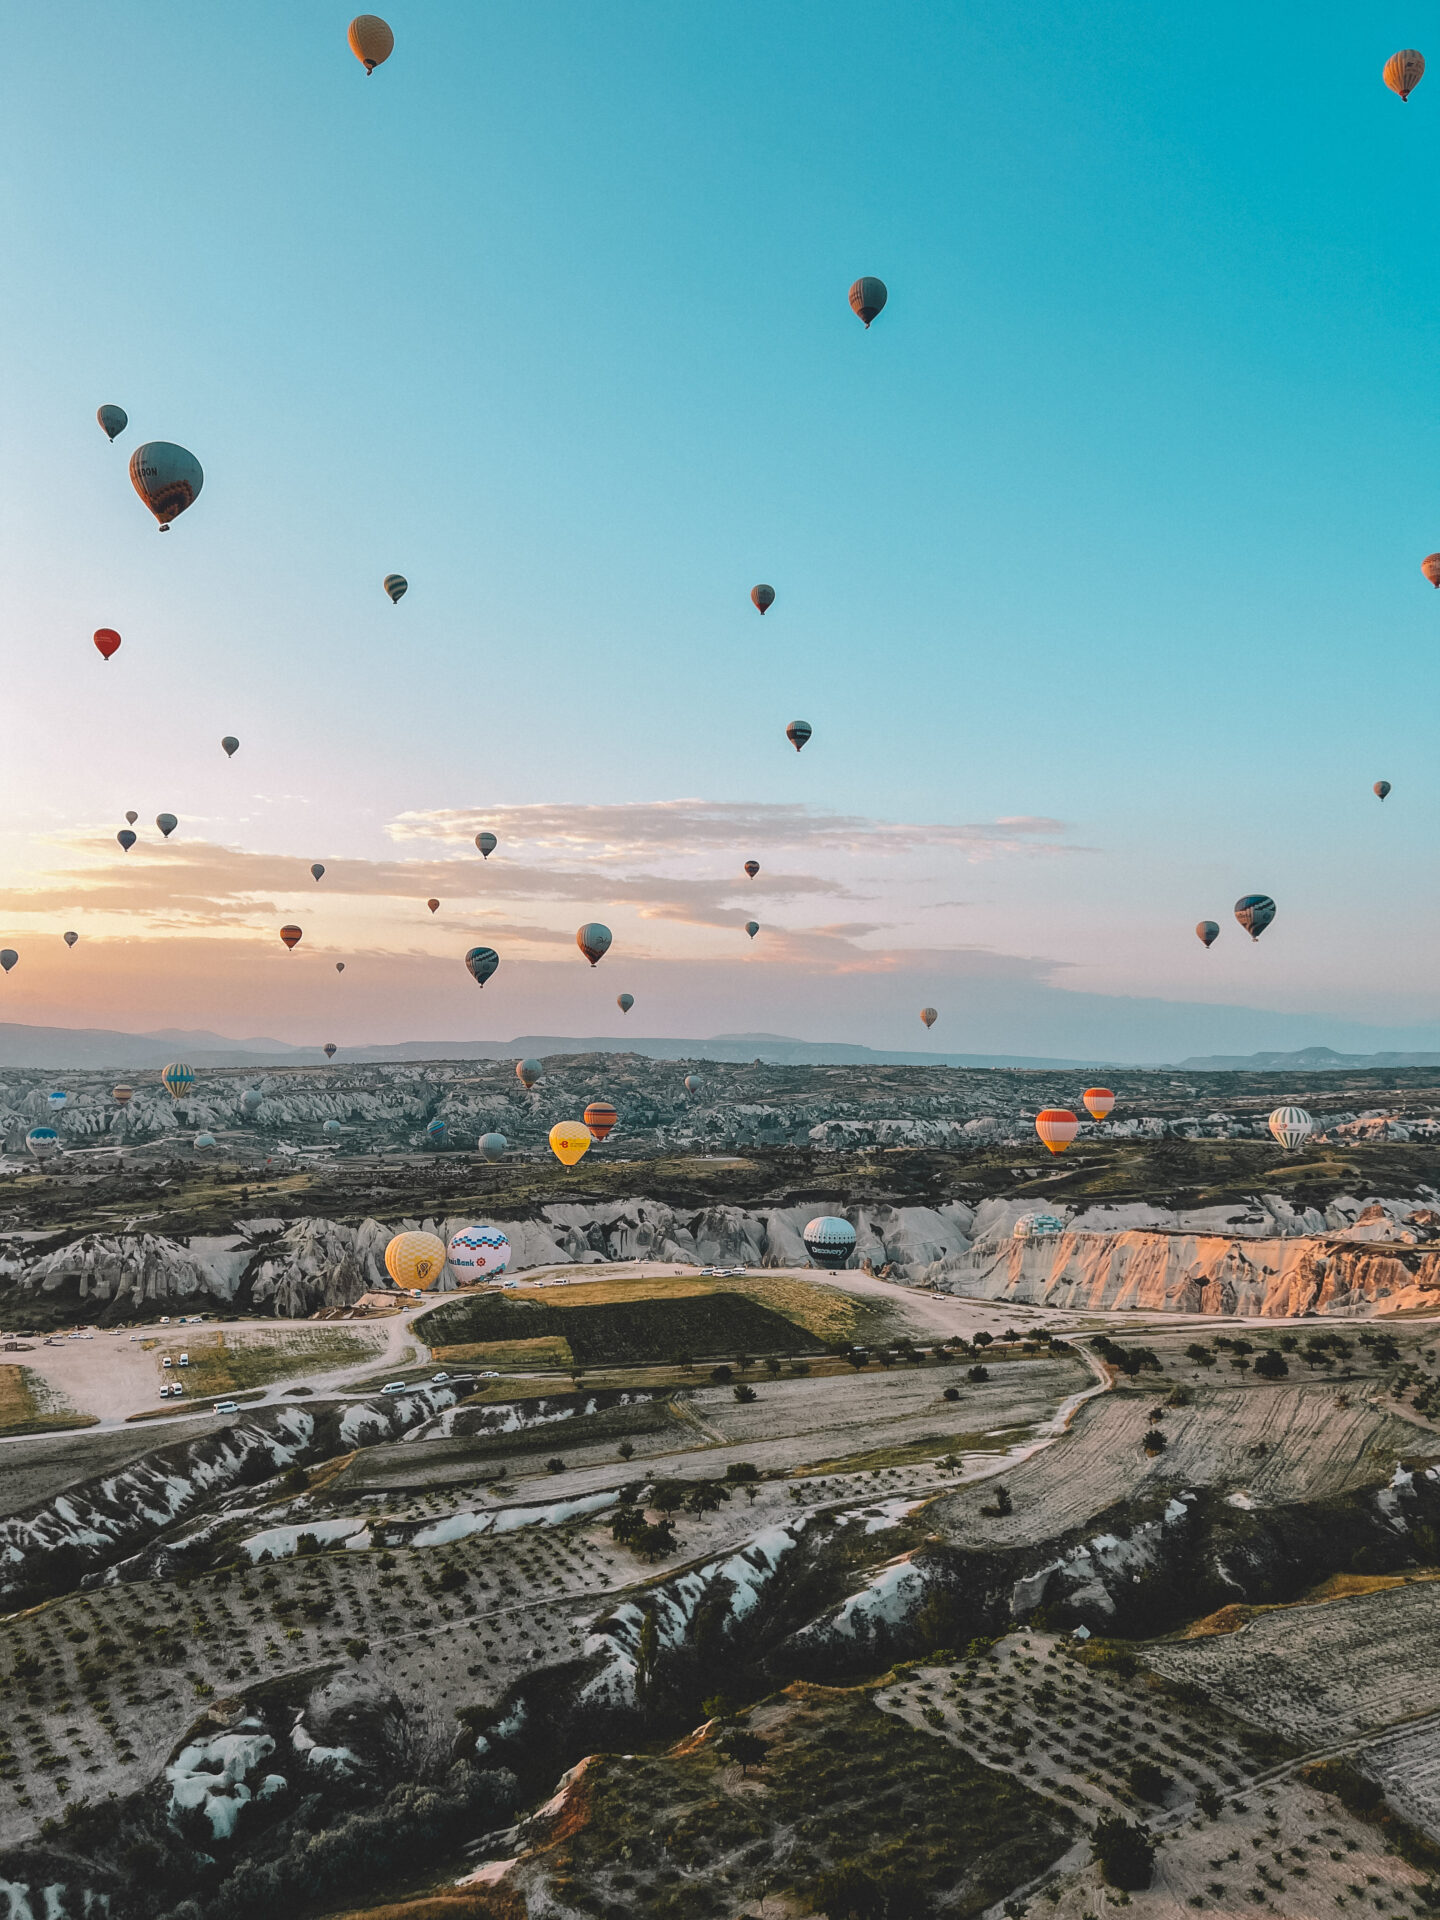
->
[710, 1364, 734, 1385]
[1197, 1784, 1223, 1820]
[1253, 1350, 1288, 1379]
[968, 1365, 989, 1383]
[1186, 1343, 1216, 1368]
[735, 1353, 753, 1374]
[635, 1522, 676, 1562]
[812, 1863, 931, 1920]
[764, 1356, 782, 1376]
[1128, 1758, 1170, 1803]
[685, 1481, 725, 1514]
[650, 1480, 686, 1515]
[844, 1347, 869, 1370]
[980, 1484, 1012, 1517]
[546, 1457, 566, 1474]
[617, 1440, 635, 1461]
[719, 1729, 768, 1776]
[942, 1386, 961, 1402]
[1142, 1429, 1167, 1455]
[1092, 1815, 1156, 1891]
[733, 1383, 758, 1403]
[973, 1331, 993, 1349]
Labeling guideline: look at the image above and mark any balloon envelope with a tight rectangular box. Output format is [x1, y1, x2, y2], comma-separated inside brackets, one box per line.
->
[25, 1127, 60, 1161]
[803, 1215, 856, 1269]
[280, 925, 303, 951]
[48, 1091, 67, 1109]
[1035, 1109, 1080, 1155]
[0, 950, 16, 974]
[161, 1063, 195, 1100]
[920, 1007, 937, 1028]
[447, 1223, 512, 1281]
[1384, 48, 1425, 98]
[311, 864, 325, 882]
[1083, 1087, 1115, 1119]
[745, 921, 759, 938]
[1375, 780, 1392, 801]
[194, 1133, 217, 1151]
[242, 1088, 263, 1115]
[221, 736, 239, 757]
[848, 277, 888, 326]
[1424, 554, 1440, 588]
[549, 1122, 593, 1167]
[516, 1058, 543, 1088]
[93, 629, 121, 660]
[786, 720, 812, 752]
[1196, 920, 1220, 948]
[478, 1131, 508, 1162]
[583, 1100, 618, 1141]
[576, 922, 612, 965]
[63, 931, 78, 949]
[349, 14, 395, 71]
[323, 1043, 338, 1059]
[427, 898, 440, 913]
[751, 584, 775, 614]
[684, 1074, 701, 1094]
[427, 1118, 446, 1137]
[384, 1230, 446, 1291]
[616, 992, 634, 1014]
[336, 962, 345, 973]
[383, 573, 407, 602]
[323, 1118, 342, 1136]
[1234, 894, 1276, 941]
[1268, 1105, 1315, 1152]
[97, 404, 128, 442]
[744, 860, 759, 878]
[117, 831, 136, 851]
[465, 946, 499, 988]
[125, 811, 138, 825]
[476, 832, 497, 858]
[112, 1085, 133, 1104]
[156, 814, 177, 838]
[129, 441, 203, 530]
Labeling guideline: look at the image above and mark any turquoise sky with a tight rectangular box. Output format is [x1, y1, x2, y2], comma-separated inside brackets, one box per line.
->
[0, 2, 1435, 1059]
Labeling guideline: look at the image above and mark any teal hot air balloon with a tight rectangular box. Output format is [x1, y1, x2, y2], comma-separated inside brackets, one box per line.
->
[427, 1117, 447, 1141]
[324, 1118, 342, 1137]
[479, 1131, 508, 1162]
[129, 442, 203, 531]
[576, 922, 612, 966]
[751, 584, 775, 615]
[384, 574, 407, 603]
[684, 1074, 701, 1094]
[1374, 780, 1392, 801]
[465, 946, 499, 987]
[156, 813, 177, 838]
[1196, 921, 1220, 948]
[848, 277, 888, 328]
[0, 951, 17, 974]
[161, 1062, 195, 1100]
[311, 863, 325, 882]
[117, 830, 136, 852]
[516, 1058, 542, 1089]
[745, 921, 759, 939]
[617, 992, 634, 1014]
[242, 1088, 263, 1117]
[786, 720, 812, 752]
[1234, 894, 1276, 942]
[476, 831, 497, 858]
[221, 736, 239, 757]
[97, 404, 128, 443]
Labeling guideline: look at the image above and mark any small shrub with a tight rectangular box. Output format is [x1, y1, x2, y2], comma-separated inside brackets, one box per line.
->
[1093, 1815, 1156, 1890]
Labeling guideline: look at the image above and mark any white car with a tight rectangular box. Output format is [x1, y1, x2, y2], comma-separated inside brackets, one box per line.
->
[161, 1356, 173, 1369]
[478, 1369, 500, 1379]
[431, 1371, 450, 1384]
[212, 1400, 239, 1414]
[178, 1352, 190, 1366]
[381, 1381, 406, 1394]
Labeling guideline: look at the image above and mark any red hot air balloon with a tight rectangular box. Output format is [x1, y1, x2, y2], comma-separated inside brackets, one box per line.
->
[1424, 554, 1440, 588]
[751, 585, 775, 615]
[1082, 1088, 1115, 1119]
[583, 1100, 618, 1141]
[280, 925, 303, 951]
[427, 899, 440, 913]
[744, 860, 760, 878]
[1035, 1109, 1079, 1155]
[94, 629, 121, 660]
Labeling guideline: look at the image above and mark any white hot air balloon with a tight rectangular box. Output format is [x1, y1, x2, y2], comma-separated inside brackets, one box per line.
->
[1268, 1106, 1315, 1152]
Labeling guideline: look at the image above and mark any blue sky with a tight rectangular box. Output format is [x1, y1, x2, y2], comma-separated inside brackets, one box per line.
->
[0, 2, 1435, 1059]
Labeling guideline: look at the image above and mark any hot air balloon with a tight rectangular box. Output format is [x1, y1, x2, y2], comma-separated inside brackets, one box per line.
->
[1384, 49, 1425, 99]
[384, 1230, 446, 1291]
[465, 946, 499, 988]
[97, 404, 128, 443]
[280, 925, 302, 951]
[1234, 895, 1276, 941]
[117, 830, 136, 852]
[242, 1088, 263, 1116]
[1268, 1105, 1314, 1152]
[0, 950, 17, 974]
[129, 442, 203, 531]
[324, 1118, 342, 1137]
[617, 992, 634, 1014]
[516, 1058, 542, 1088]
[63, 932, 78, 949]
[751, 585, 775, 615]
[584, 1100, 618, 1141]
[1083, 1088, 1115, 1120]
[349, 14, 394, 72]
[848, 277, 888, 327]
[125, 811, 138, 825]
[1035, 1109, 1079, 1155]
[427, 1117, 447, 1140]
[577, 923, 612, 966]
[447, 1223, 512, 1281]
[1375, 780, 1392, 801]
[161, 1063, 195, 1100]
[745, 921, 759, 939]
[323, 1042, 338, 1059]
[25, 1127, 60, 1162]
[1424, 554, 1440, 588]
[47, 1091, 67, 1111]
[684, 1074, 701, 1094]
[920, 1007, 938, 1028]
[112, 1085, 133, 1105]
[476, 832, 497, 859]
[803, 1215, 857, 1269]
[786, 720, 812, 752]
[221, 735, 239, 757]
[156, 814, 177, 838]
[1196, 921, 1220, 948]
[310, 864, 325, 882]
[383, 573, 407, 603]
[93, 629, 121, 661]
[336, 962, 345, 973]
[478, 1132, 508, 1162]
[744, 860, 760, 879]
[427, 899, 440, 914]
[194, 1132, 217, 1152]
[549, 1122, 593, 1167]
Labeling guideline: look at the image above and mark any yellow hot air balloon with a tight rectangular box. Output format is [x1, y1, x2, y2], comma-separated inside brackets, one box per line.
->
[1384, 49, 1425, 100]
[384, 1230, 447, 1291]
[348, 14, 394, 72]
[548, 1122, 593, 1168]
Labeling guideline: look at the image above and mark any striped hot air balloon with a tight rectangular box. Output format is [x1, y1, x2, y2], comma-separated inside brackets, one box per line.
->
[161, 1062, 195, 1100]
[583, 1100, 618, 1141]
[465, 946, 499, 988]
[786, 720, 812, 752]
[1082, 1088, 1115, 1119]
[920, 1007, 938, 1028]
[848, 277, 888, 327]
[129, 442, 203, 531]
[751, 585, 775, 614]
[280, 924, 303, 951]
[1384, 49, 1425, 99]
[447, 1224, 511, 1280]
[383, 573, 407, 603]
[1268, 1106, 1314, 1152]
[802, 1216, 857, 1269]
[384, 1230, 446, 1291]
[1035, 1109, 1079, 1155]
[1234, 895, 1276, 941]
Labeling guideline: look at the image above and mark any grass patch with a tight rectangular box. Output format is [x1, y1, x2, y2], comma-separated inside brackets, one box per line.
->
[155, 1327, 383, 1395]
[432, 1334, 574, 1372]
[125, 1389, 269, 1422]
[0, 1365, 97, 1437]
[798, 1430, 1022, 1477]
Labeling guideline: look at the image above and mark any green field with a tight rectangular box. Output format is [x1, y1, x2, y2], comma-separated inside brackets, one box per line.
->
[0, 1365, 97, 1438]
[154, 1327, 383, 1396]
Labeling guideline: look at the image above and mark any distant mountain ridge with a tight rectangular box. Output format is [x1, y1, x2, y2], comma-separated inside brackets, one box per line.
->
[1176, 1045, 1440, 1071]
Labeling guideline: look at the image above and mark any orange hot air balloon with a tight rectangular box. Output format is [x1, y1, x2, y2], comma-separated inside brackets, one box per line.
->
[427, 899, 440, 914]
[348, 14, 394, 72]
[1424, 553, 1440, 588]
[1035, 1109, 1079, 1155]
[93, 629, 121, 661]
[549, 1122, 593, 1168]
[1384, 49, 1425, 100]
[1082, 1087, 1115, 1120]
[280, 925, 303, 952]
[583, 1100, 618, 1141]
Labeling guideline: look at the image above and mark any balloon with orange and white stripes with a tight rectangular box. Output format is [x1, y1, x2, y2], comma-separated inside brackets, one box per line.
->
[1034, 1109, 1080, 1156]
